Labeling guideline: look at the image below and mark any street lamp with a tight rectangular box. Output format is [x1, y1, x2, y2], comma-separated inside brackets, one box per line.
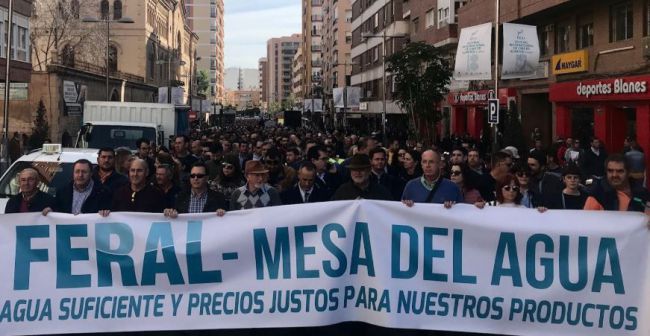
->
[361, 31, 407, 145]
[82, 16, 135, 101]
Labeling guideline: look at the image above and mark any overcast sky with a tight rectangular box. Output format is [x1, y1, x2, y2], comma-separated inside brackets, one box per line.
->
[224, 0, 301, 69]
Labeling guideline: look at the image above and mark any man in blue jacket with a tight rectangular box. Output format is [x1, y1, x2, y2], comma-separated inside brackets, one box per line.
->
[402, 149, 463, 208]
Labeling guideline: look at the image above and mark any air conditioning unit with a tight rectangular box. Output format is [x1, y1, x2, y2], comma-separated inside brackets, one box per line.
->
[643, 36, 650, 59]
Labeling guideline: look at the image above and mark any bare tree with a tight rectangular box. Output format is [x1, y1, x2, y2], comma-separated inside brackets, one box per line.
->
[30, 0, 105, 71]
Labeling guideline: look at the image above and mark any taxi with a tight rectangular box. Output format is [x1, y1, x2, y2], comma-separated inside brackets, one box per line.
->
[0, 144, 98, 213]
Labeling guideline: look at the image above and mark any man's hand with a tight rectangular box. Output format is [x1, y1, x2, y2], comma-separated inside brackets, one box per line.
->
[98, 210, 110, 217]
[42, 207, 52, 216]
[164, 208, 179, 219]
[444, 201, 456, 209]
[474, 201, 486, 209]
[216, 209, 226, 217]
[401, 200, 414, 208]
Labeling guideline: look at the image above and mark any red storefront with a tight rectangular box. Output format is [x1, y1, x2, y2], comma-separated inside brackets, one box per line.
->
[449, 88, 517, 139]
[550, 75, 650, 172]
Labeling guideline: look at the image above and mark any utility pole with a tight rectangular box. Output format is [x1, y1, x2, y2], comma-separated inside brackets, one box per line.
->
[1, 0, 14, 172]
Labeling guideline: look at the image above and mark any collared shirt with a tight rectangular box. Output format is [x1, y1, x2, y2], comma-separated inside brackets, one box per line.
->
[97, 169, 113, 184]
[188, 189, 209, 213]
[72, 180, 94, 215]
[420, 176, 439, 191]
[299, 186, 314, 203]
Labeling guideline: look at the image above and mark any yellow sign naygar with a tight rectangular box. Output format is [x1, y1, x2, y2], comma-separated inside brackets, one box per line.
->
[552, 50, 589, 75]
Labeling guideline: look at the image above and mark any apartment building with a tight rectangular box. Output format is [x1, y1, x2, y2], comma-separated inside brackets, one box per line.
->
[322, 0, 353, 123]
[302, 0, 324, 102]
[266, 34, 301, 107]
[259, 57, 268, 108]
[451, 0, 650, 169]
[293, 46, 305, 102]
[350, 0, 409, 125]
[185, 0, 225, 102]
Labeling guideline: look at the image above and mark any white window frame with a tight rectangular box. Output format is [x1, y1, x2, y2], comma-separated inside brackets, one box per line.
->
[425, 9, 435, 29]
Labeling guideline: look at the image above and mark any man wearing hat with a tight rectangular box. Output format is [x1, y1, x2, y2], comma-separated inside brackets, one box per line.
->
[331, 154, 393, 201]
[230, 160, 282, 210]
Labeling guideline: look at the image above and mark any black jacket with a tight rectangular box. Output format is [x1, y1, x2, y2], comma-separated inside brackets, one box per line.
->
[588, 179, 649, 212]
[369, 171, 405, 201]
[55, 181, 112, 214]
[92, 170, 128, 193]
[280, 184, 329, 205]
[5, 191, 55, 213]
[174, 189, 228, 213]
[331, 181, 393, 201]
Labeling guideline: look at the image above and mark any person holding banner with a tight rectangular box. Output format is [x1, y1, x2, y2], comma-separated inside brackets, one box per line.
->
[230, 160, 281, 210]
[111, 159, 165, 213]
[5, 168, 55, 213]
[43, 159, 112, 216]
[584, 154, 650, 215]
[401, 150, 463, 208]
[331, 154, 393, 201]
[280, 162, 329, 204]
[164, 162, 227, 218]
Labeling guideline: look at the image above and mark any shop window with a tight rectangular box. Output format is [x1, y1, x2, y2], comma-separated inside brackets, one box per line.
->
[610, 1, 633, 42]
[556, 23, 570, 53]
[577, 15, 594, 49]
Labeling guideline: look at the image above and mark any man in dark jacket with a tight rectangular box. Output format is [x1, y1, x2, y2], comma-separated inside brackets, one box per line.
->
[332, 154, 393, 201]
[112, 159, 165, 213]
[164, 162, 227, 218]
[368, 147, 404, 200]
[584, 154, 650, 214]
[5, 168, 55, 213]
[44, 159, 112, 215]
[93, 147, 128, 193]
[281, 162, 329, 205]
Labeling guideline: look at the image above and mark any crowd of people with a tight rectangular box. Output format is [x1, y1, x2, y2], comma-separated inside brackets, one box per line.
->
[6, 123, 650, 219]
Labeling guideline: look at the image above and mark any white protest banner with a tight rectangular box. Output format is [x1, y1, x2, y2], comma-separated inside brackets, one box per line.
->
[454, 22, 493, 80]
[501, 23, 540, 79]
[346, 87, 361, 108]
[1, 201, 649, 336]
[333, 88, 345, 108]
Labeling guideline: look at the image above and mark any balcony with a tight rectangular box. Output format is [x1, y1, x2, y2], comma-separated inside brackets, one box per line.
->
[311, 15, 323, 22]
[51, 58, 145, 84]
[311, 45, 322, 52]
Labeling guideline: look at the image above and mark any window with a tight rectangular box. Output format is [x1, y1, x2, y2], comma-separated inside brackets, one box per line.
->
[113, 0, 122, 20]
[425, 9, 434, 28]
[100, 0, 110, 20]
[556, 23, 570, 53]
[438, 6, 450, 28]
[62, 44, 75, 67]
[539, 29, 550, 56]
[15, 25, 29, 62]
[577, 15, 594, 49]
[413, 17, 420, 34]
[610, 1, 633, 42]
[108, 45, 118, 73]
[71, 0, 80, 19]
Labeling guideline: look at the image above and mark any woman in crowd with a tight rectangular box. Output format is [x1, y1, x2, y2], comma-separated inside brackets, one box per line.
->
[483, 174, 547, 212]
[448, 163, 483, 205]
[512, 164, 542, 208]
[546, 164, 588, 210]
[210, 154, 245, 209]
[399, 149, 422, 182]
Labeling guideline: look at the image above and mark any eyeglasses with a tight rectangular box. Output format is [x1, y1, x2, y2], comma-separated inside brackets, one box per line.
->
[516, 172, 529, 177]
[189, 174, 207, 179]
[450, 170, 462, 176]
[502, 185, 520, 192]
[222, 164, 234, 169]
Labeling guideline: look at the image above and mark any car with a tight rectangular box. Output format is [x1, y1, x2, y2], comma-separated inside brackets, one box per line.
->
[0, 145, 98, 214]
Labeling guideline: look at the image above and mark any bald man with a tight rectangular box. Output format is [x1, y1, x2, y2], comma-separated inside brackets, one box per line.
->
[111, 158, 165, 213]
[401, 150, 463, 207]
[5, 168, 55, 213]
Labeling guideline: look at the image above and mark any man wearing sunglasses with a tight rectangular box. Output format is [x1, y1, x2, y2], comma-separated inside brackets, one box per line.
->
[164, 162, 227, 218]
[263, 148, 296, 193]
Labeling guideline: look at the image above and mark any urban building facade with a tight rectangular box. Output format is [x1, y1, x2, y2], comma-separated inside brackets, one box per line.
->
[322, 0, 353, 126]
[301, 0, 324, 106]
[224, 89, 261, 111]
[266, 34, 301, 108]
[350, 0, 409, 127]
[0, 0, 33, 134]
[258, 57, 268, 109]
[224, 67, 259, 90]
[450, 0, 650, 174]
[292, 46, 305, 101]
[185, 0, 225, 103]
[28, 0, 198, 141]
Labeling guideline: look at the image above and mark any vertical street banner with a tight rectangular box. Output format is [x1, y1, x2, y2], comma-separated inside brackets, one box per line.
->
[501, 23, 540, 79]
[1, 201, 649, 336]
[62, 81, 87, 117]
[333, 88, 344, 108]
[346, 87, 361, 108]
[454, 22, 493, 80]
